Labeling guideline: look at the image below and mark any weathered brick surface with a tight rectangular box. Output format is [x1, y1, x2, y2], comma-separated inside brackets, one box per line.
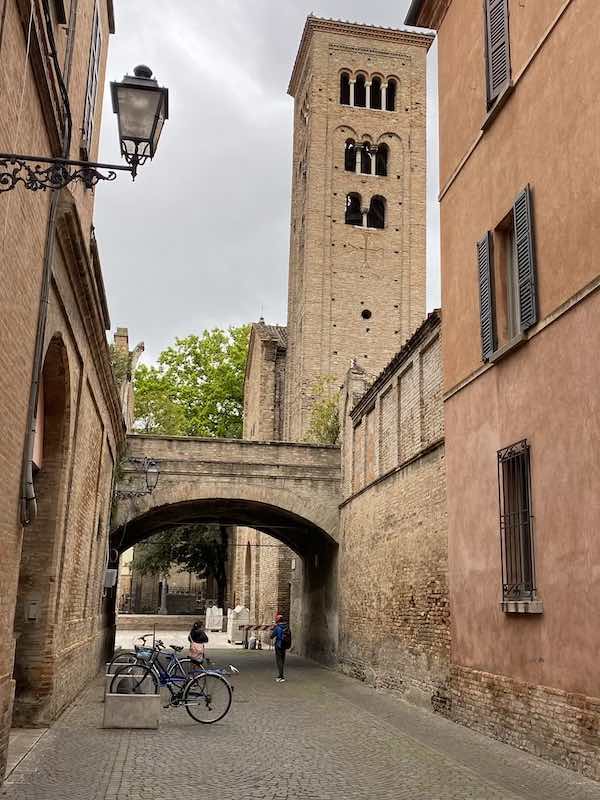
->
[339, 314, 449, 707]
[451, 665, 600, 782]
[284, 19, 432, 441]
[0, 0, 123, 781]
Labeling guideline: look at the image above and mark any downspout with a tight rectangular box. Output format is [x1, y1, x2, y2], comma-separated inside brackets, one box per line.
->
[20, 0, 77, 525]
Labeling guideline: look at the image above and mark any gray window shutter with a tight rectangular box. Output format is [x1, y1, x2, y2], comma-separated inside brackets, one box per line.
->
[485, 0, 510, 105]
[477, 232, 496, 361]
[513, 186, 537, 331]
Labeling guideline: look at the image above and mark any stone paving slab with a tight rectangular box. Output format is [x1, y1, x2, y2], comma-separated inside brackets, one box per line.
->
[2, 649, 600, 800]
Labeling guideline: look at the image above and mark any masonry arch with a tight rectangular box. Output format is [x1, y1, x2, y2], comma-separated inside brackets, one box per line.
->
[111, 435, 341, 661]
[13, 334, 71, 725]
[112, 497, 338, 662]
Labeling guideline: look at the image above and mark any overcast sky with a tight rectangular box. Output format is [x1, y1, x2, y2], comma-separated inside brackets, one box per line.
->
[95, 1, 438, 364]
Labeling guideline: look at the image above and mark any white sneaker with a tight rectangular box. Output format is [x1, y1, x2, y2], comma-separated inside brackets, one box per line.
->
[275, 677, 285, 682]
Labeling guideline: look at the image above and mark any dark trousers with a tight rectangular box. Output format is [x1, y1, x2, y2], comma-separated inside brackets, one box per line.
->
[275, 646, 286, 678]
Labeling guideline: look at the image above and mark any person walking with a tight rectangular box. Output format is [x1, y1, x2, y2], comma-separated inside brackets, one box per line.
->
[270, 612, 291, 682]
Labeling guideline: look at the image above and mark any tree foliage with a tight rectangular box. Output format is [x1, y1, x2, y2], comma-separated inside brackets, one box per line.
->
[305, 375, 341, 445]
[133, 524, 228, 607]
[133, 325, 250, 438]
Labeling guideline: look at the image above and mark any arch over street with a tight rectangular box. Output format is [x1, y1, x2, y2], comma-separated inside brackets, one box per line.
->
[111, 434, 342, 661]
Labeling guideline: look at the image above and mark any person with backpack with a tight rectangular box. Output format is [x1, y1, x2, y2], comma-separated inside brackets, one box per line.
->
[270, 612, 291, 682]
[188, 620, 209, 660]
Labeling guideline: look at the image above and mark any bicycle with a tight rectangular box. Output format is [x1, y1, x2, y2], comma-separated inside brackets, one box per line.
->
[110, 640, 235, 724]
[107, 633, 157, 674]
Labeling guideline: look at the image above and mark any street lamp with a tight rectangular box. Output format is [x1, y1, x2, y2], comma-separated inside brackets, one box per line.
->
[111, 65, 169, 179]
[115, 457, 161, 500]
[0, 65, 168, 192]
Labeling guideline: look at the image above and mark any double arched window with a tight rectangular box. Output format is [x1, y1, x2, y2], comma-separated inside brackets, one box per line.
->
[345, 193, 386, 229]
[339, 72, 398, 112]
[344, 140, 388, 177]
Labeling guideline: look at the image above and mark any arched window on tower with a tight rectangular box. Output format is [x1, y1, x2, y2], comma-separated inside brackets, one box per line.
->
[376, 143, 388, 176]
[354, 74, 367, 107]
[386, 79, 397, 111]
[371, 77, 382, 110]
[367, 195, 386, 229]
[344, 139, 356, 171]
[340, 72, 350, 105]
[345, 193, 363, 226]
[360, 144, 372, 175]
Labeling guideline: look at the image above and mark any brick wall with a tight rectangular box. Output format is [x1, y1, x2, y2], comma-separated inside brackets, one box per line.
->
[338, 313, 449, 707]
[451, 665, 600, 781]
[0, 0, 122, 780]
[284, 19, 431, 441]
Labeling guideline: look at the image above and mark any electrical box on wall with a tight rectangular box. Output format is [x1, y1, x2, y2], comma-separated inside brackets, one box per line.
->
[26, 600, 40, 622]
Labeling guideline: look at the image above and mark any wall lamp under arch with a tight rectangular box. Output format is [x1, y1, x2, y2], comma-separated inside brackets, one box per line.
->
[0, 65, 168, 193]
[115, 456, 161, 500]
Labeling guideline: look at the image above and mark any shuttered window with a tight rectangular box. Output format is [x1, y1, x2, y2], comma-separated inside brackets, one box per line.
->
[477, 231, 496, 361]
[485, 0, 510, 106]
[82, 4, 101, 158]
[513, 186, 537, 330]
[477, 186, 537, 361]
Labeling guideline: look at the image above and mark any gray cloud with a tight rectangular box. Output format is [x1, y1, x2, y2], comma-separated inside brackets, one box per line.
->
[96, 1, 439, 363]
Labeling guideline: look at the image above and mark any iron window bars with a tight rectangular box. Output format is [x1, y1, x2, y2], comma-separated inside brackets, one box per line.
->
[497, 439, 536, 600]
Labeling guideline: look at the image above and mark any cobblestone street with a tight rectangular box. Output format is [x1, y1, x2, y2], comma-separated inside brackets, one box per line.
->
[3, 649, 600, 800]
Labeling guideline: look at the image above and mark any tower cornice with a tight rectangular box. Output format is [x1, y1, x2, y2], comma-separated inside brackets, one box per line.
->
[288, 15, 435, 97]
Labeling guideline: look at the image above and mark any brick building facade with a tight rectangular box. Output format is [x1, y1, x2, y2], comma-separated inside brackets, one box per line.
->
[228, 18, 448, 702]
[0, 0, 125, 782]
[338, 312, 448, 707]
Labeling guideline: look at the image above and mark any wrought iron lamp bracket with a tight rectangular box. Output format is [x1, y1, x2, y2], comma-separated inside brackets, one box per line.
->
[0, 153, 134, 193]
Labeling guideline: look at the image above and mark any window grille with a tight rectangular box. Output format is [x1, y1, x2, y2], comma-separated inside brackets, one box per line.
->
[498, 439, 535, 600]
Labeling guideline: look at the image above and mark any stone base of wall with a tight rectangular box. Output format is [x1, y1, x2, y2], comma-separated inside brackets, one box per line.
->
[451, 664, 600, 781]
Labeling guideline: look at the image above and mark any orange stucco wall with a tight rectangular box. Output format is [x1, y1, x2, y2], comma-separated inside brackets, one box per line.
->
[436, 0, 600, 699]
[446, 291, 600, 697]
[438, 0, 600, 392]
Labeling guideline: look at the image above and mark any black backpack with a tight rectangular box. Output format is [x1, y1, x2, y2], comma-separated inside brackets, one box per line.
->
[282, 626, 292, 650]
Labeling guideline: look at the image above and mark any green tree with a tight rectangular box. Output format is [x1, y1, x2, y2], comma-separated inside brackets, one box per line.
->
[133, 325, 250, 438]
[133, 524, 228, 608]
[305, 375, 341, 445]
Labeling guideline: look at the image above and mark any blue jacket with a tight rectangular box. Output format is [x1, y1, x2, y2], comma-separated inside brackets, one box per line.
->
[271, 622, 288, 649]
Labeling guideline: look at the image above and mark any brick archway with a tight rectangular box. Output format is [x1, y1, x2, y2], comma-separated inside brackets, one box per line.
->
[111, 434, 341, 661]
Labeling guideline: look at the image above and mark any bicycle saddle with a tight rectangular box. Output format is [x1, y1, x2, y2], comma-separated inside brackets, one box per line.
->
[170, 645, 184, 652]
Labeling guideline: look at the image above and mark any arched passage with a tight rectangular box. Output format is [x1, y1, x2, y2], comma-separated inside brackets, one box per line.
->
[13, 335, 71, 725]
[111, 496, 339, 663]
[111, 435, 341, 662]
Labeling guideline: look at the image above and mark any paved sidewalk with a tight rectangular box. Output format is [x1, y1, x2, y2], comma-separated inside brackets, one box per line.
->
[2, 649, 599, 800]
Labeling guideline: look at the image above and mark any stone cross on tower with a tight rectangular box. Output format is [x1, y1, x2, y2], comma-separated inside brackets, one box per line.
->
[284, 16, 433, 441]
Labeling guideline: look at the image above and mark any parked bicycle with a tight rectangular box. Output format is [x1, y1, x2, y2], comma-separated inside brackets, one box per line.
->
[110, 639, 237, 724]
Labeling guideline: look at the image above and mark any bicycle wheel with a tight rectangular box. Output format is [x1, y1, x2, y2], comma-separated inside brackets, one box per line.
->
[183, 672, 232, 724]
[107, 650, 139, 673]
[110, 663, 158, 695]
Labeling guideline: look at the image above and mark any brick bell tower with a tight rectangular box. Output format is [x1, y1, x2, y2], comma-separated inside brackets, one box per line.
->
[284, 16, 433, 441]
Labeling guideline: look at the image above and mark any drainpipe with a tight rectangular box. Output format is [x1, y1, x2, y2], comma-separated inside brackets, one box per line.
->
[20, 0, 77, 525]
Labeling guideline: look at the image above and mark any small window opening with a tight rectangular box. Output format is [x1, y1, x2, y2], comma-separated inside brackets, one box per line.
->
[360, 145, 372, 175]
[371, 77, 382, 110]
[386, 78, 397, 111]
[344, 139, 356, 172]
[340, 72, 350, 105]
[376, 143, 388, 177]
[367, 195, 386, 229]
[361, 309, 372, 320]
[345, 193, 362, 226]
[355, 74, 367, 107]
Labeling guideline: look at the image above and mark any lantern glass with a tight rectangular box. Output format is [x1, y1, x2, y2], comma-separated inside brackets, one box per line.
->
[111, 66, 169, 169]
[145, 460, 160, 492]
